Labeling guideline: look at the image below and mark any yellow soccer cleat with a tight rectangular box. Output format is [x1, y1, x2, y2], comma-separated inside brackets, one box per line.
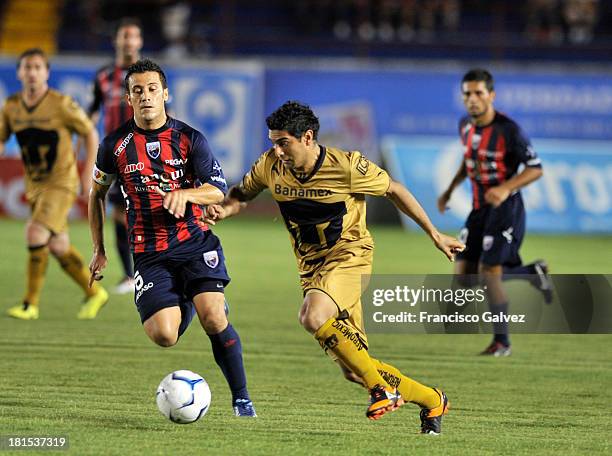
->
[77, 287, 109, 320]
[7, 302, 39, 320]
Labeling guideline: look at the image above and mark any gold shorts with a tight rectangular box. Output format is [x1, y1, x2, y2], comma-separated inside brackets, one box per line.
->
[301, 243, 374, 348]
[29, 187, 76, 234]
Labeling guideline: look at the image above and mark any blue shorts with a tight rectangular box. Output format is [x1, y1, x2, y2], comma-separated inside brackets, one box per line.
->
[106, 181, 125, 207]
[456, 193, 526, 267]
[132, 231, 230, 323]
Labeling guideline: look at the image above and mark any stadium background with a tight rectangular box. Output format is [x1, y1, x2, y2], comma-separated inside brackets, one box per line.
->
[0, 1, 611, 455]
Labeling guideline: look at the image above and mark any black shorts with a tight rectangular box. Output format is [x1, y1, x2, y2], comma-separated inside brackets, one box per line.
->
[106, 181, 125, 207]
[132, 231, 230, 323]
[456, 193, 526, 267]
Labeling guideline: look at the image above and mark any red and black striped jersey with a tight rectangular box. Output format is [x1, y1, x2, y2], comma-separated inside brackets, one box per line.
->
[93, 117, 228, 253]
[89, 63, 133, 135]
[459, 111, 542, 210]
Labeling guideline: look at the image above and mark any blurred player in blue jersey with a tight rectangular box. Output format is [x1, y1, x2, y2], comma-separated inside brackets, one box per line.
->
[438, 69, 552, 356]
[88, 18, 143, 294]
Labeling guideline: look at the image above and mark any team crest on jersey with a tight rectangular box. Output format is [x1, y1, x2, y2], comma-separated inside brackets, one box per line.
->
[203, 250, 219, 268]
[356, 155, 370, 176]
[146, 141, 161, 159]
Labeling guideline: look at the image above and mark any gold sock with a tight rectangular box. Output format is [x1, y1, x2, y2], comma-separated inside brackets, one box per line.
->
[23, 245, 49, 307]
[56, 246, 99, 297]
[314, 317, 386, 390]
[370, 357, 440, 409]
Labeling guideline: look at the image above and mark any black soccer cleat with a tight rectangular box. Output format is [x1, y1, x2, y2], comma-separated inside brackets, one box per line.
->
[420, 388, 449, 435]
[479, 341, 512, 357]
[532, 260, 553, 304]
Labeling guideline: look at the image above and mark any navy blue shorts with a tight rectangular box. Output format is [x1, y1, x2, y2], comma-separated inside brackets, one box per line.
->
[106, 181, 125, 207]
[132, 231, 230, 323]
[456, 193, 526, 267]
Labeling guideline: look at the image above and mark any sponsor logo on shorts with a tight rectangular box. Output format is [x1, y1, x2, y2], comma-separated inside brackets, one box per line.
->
[203, 250, 219, 268]
[134, 271, 154, 302]
[114, 133, 134, 156]
[124, 162, 145, 173]
[483, 235, 494, 251]
[502, 227, 514, 244]
[146, 141, 161, 160]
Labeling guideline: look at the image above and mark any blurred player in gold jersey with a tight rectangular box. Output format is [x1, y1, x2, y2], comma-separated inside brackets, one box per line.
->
[205, 101, 464, 434]
[0, 48, 108, 320]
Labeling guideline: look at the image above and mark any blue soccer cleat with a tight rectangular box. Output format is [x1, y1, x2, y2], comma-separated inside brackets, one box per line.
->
[233, 398, 257, 417]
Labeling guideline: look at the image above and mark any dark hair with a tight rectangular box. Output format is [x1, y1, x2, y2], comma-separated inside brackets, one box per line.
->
[17, 48, 49, 69]
[462, 68, 494, 92]
[114, 17, 142, 38]
[124, 59, 167, 92]
[266, 101, 320, 140]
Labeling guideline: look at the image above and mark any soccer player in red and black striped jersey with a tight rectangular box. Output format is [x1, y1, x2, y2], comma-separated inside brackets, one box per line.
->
[438, 69, 552, 357]
[88, 59, 256, 417]
[88, 18, 143, 294]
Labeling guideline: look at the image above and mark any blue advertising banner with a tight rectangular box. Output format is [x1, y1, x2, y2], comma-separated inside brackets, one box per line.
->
[265, 66, 612, 145]
[0, 59, 264, 182]
[382, 135, 612, 234]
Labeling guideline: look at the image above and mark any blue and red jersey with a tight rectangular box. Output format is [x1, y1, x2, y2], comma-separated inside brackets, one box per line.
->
[93, 117, 227, 254]
[459, 111, 542, 209]
[89, 63, 134, 135]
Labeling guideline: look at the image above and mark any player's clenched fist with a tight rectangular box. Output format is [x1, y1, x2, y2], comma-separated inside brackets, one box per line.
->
[154, 186, 187, 218]
[88, 250, 107, 287]
[202, 204, 227, 225]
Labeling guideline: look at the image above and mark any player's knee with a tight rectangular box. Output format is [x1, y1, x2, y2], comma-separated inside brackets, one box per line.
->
[300, 311, 327, 334]
[198, 308, 228, 334]
[150, 330, 178, 348]
[25, 221, 51, 246]
[48, 239, 69, 257]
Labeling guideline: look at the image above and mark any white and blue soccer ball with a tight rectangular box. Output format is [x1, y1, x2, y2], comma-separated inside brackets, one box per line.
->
[156, 370, 211, 424]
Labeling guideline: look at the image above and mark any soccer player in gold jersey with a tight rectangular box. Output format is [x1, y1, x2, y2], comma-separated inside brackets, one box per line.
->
[204, 101, 464, 433]
[0, 48, 108, 320]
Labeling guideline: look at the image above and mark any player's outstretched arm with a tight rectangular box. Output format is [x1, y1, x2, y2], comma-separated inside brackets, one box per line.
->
[203, 185, 249, 225]
[88, 181, 110, 287]
[437, 161, 467, 213]
[386, 180, 465, 262]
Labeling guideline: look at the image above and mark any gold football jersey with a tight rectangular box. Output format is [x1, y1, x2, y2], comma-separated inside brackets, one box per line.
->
[240, 145, 390, 275]
[0, 89, 93, 197]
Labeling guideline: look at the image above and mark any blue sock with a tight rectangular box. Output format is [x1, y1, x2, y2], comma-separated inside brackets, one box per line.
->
[178, 301, 196, 338]
[503, 264, 535, 281]
[208, 324, 250, 402]
[490, 302, 510, 346]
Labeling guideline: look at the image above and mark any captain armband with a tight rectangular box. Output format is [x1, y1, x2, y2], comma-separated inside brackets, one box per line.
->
[92, 164, 116, 186]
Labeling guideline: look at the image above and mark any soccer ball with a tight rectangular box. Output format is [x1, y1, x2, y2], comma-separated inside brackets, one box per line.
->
[156, 370, 211, 424]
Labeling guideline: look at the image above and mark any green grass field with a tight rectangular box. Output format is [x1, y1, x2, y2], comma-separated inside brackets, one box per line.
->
[0, 217, 610, 455]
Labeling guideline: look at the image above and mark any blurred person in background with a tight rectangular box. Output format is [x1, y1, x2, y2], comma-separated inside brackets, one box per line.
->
[88, 17, 143, 294]
[438, 69, 552, 357]
[0, 48, 108, 320]
[563, 0, 599, 44]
